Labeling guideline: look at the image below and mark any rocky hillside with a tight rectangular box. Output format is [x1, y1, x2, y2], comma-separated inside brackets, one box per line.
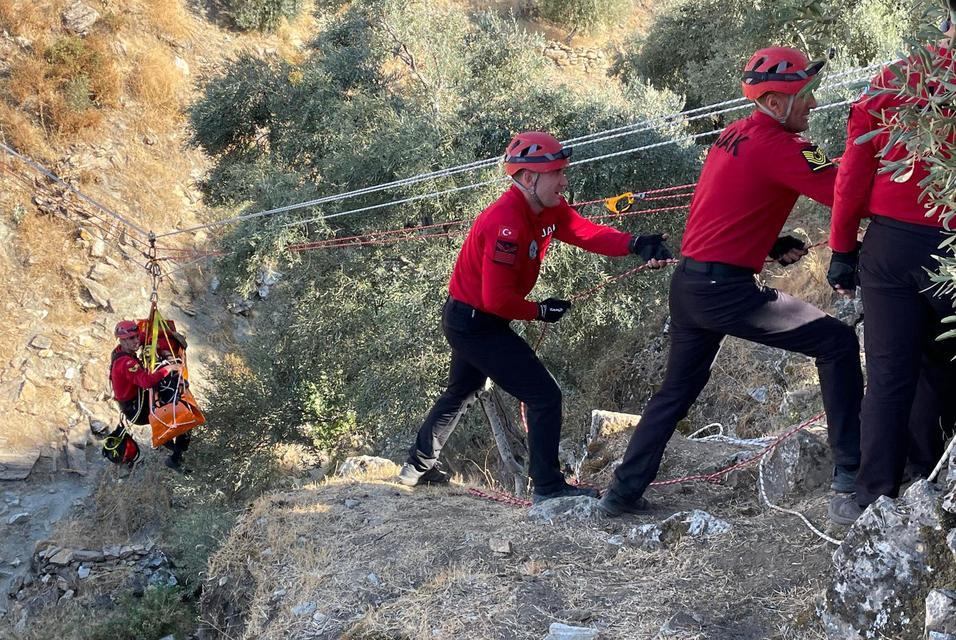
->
[198, 412, 956, 639]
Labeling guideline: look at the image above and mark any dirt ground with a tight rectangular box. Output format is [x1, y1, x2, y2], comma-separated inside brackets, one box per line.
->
[202, 427, 842, 640]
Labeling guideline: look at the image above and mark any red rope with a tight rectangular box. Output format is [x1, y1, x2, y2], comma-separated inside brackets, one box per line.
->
[467, 410, 828, 509]
[589, 204, 690, 222]
[649, 410, 826, 486]
[467, 487, 532, 507]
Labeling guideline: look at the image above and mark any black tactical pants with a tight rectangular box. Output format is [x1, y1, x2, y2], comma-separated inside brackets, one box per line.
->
[855, 216, 956, 506]
[610, 258, 863, 500]
[408, 297, 565, 493]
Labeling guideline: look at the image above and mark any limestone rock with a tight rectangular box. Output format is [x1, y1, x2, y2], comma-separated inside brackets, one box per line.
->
[7, 512, 30, 525]
[543, 622, 598, 640]
[818, 485, 954, 639]
[30, 335, 53, 350]
[336, 456, 399, 479]
[489, 537, 512, 554]
[528, 496, 599, 524]
[292, 601, 316, 616]
[926, 589, 956, 635]
[627, 510, 731, 551]
[80, 279, 112, 311]
[760, 429, 831, 503]
[0, 450, 39, 480]
[62, 1, 99, 34]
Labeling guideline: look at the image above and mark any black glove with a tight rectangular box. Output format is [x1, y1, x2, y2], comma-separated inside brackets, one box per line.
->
[536, 298, 571, 323]
[629, 234, 673, 262]
[827, 243, 861, 293]
[768, 235, 807, 265]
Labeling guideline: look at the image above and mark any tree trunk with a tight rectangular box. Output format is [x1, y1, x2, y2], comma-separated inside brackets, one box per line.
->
[478, 382, 529, 496]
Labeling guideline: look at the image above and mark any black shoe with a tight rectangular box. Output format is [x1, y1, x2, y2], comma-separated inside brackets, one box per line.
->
[597, 490, 651, 517]
[164, 456, 191, 474]
[397, 462, 450, 487]
[531, 483, 599, 505]
[831, 465, 859, 493]
[828, 494, 864, 526]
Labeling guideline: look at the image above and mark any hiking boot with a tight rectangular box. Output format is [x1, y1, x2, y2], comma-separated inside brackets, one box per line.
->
[830, 464, 859, 493]
[597, 490, 652, 517]
[828, 494, 864, 526]
[396, 462, 450, 487]
[531, 483, 599, 505]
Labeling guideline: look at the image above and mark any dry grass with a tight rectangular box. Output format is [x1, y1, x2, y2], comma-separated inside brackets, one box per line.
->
[0, 102, 55, 161]
[6, 35, 122, 139]
[202, 468, 836, 640]
[0, 0, 65, 39]
[140, 0, 198, 43]
[129, 42, 188, 117]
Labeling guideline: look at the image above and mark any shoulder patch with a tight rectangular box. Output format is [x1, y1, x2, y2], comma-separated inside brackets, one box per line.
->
[128, 364, 140, 373]
[801, 145, 834, 172]
[492, 224, 519, 266]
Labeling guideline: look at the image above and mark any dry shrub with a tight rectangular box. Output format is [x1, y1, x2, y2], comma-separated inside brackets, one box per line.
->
[0, 0, 62, 37]
[0, 102, 54, 161]
[6, 35, 121, 138]
[130, 44, 187, 115]
[141, 0, 196, 42]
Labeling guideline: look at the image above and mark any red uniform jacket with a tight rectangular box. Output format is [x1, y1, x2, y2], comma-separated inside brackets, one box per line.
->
[682, 111, 836, 272]
[830, 50, 952, 253]
[110, 347, 167, 402]
[448, 185, 633, 321]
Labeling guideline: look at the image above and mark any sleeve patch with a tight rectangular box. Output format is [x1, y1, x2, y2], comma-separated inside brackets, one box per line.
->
[801, 145, 834, 172]
[128, 364, 139, 373]
[497, 225, 516, 239]
[493, 240, 518, 266]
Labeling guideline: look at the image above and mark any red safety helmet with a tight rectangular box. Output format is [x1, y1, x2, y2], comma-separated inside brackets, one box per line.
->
[741, 47, 825, 101]
[503, 132, 572, 176]
[114, 320, 139, 340]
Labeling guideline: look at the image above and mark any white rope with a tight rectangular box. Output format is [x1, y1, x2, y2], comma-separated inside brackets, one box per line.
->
[278, 96, 857, 230]
[687, 422, 725, 439]
[0, 141, 151, 239]
[928, 434, 956, 483]
[153, 64, 880, 239]
[757, 449, 843, 545]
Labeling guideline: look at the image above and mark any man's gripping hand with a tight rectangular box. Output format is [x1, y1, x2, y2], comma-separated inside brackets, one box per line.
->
[537, 298, 572, 323]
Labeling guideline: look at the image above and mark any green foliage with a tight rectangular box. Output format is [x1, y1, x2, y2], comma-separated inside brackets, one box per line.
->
[186, 0, 701, 466]
[85, 587, 196, 640]
[161, 503, 237, 587]
[224, 0, 303, 32]
[525, 0, 633, 32]
[613, 0, 921, 108]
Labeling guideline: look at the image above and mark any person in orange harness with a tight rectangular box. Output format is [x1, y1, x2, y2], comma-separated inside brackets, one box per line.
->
[826, 18, 956, 525]
[397, 131, 673, 503]
[110, 320, 189, 470]
[598, 47, 864, 516]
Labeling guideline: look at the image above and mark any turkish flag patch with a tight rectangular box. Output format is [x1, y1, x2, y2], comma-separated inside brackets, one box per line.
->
[493, 225, 518, 265]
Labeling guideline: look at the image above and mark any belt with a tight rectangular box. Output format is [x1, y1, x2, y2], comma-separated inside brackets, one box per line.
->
[680, 257, 755, 278]
[447, 297, 506, 322]
[870, 214, 945, 238]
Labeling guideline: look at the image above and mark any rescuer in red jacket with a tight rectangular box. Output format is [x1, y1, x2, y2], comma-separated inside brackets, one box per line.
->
[826, 28, 956, 524]
[397, 131, 673, 503]
[110, 320, 189, 469]
[598, 47, 864, 516]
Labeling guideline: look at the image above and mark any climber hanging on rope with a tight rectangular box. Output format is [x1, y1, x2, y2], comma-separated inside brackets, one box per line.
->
[108, 320, 189, 470]
[598, 47, 864, 517]
[396, 130, 673, 503]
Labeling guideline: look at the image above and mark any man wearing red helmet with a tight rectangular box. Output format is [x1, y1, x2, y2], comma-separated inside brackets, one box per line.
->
[826, 21, 956, 524]
[109, 320, 189, 470]
[397, 131, 673, 503]
[598, 47, 864, 516]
